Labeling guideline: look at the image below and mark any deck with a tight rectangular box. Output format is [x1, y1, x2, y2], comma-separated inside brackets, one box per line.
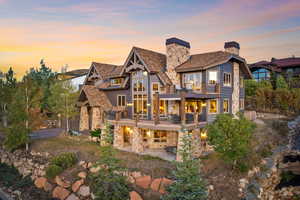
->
[108, 118, 207, 131]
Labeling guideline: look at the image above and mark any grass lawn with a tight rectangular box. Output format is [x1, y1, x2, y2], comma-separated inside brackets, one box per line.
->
[30, 135, 175, 179]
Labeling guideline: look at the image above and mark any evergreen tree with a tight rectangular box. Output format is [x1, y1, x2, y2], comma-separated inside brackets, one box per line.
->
[162, 134, 207, 200]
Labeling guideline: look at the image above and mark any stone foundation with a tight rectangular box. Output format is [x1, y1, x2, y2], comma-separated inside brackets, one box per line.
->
[91, 107, 101, 130]
[132, 127, 144, 153]
[113, 125, 124, 149]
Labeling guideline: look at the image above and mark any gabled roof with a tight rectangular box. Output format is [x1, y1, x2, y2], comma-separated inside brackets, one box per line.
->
[132, 47, 166, 73]
[92, 62, 123, 79]
[271, 57, 300, 68]
[79, 85, 112, 110]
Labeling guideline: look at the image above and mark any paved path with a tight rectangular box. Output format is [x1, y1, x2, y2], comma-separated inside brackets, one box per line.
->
[29, 128, 63, 139]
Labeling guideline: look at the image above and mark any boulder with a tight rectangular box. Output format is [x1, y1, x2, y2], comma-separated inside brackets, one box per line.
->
[130, 191, 143, 200]
[34, 177, 47, 189]
[77, 185, 90, 197]
[159, 178, 173, 194]
[66, 193, 80, 200]
[150, 178, 162, 192]
[90, 166, 101, 173]
[56, 176, 71, 188]
[131, 171, 142, 179]
[135, 176, 151, 189]
[72, 179, 84, 193]
[78, 171, 87, 179]
[44, 181, 54, 192]
[52, 186, 70, 200]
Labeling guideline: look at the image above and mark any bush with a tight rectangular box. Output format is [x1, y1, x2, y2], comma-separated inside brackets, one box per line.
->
[88, 146, 129, 200]
[162, 134, 207, 200]
[90, 129, 101, 137]
[4, 125, 30, 151]
[50, 152, 77, 169]
[45, 164, 63, 179]
[207, 113, 256, 171]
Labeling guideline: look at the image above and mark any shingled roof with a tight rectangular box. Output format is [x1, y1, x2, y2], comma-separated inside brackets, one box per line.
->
[133, 47, 166, 73]
[80, 85, 112, 110]
[92, 62, 123, 80]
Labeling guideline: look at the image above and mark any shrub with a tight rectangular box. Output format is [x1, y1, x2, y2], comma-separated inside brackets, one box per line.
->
[88, 146, 129, 200]
[207, 113, 256, 171]
[102, 123, 114, 145]
[162, 134, 207, 200]
[4, 125, 30, 151]
[50, 152, 77, 169]
[276, 75, 288, 89]
[90, 129, 101, 137]
[45, 164, 63, 179]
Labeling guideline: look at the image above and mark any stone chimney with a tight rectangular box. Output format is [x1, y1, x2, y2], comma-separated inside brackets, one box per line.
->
[166, 37, 190, 88]
[224, 41, 240, 55]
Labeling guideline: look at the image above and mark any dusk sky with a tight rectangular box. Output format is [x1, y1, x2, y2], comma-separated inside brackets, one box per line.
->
[1, 0, 300, 78]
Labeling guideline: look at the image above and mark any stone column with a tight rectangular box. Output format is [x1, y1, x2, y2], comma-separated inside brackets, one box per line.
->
[79, 106, 89, 131]
[192, 129, 202, 158]
[100, 127, 108, 146]
[232, 62, 240, 115]
[132, 127, 144, 154]
[113, 125, 124, 149]
[91, 107, 101, 130]
[176, 131, 185, 161]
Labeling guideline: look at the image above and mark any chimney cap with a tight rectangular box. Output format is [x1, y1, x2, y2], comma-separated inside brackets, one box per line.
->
[166, 37, 190, 48]
[224, 41, 240, 49]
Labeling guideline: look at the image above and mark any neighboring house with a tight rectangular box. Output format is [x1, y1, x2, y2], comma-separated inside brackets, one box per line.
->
[57, 69, 89, 90]
[249, 57, 300, 82]
[77, 38, 252, 160]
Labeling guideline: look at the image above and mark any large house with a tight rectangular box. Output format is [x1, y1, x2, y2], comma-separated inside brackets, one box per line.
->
[77, 38, 252, 160]
[249, 57, 300, 82]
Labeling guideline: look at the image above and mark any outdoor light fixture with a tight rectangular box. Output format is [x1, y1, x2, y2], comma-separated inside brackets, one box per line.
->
[146, 130, 151, 137]
[127, 103, 133, 106]
[200, 130, 207, 140]
[201, 102, 207, 107]
[147, 103, 151, 107]
[143, 71, 148, 76]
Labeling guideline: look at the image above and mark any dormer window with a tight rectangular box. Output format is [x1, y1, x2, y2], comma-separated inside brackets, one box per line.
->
[111, 78, 123, 86]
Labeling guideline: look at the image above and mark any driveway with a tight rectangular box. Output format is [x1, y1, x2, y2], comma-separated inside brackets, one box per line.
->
[29, 128, 64, 139]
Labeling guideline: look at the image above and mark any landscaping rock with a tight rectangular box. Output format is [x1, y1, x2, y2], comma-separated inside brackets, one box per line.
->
[159, 178, 173, 194]
[150, 178, 162, 192]
[44, 181, 54, 192]
[77, 185, 90, 197]
[131, 171, 142, 178]
[72, 179, 84, 193]
[52, 186, 71, 200]
[56, 176, 71, 188]
[130, 191, 143, 200]
[135, 176, 151, 189]
[90, 166, 101, 173]
[78, 171, 87, 179]
[34, 177, 47, 188]
[66, 193, 80, 200]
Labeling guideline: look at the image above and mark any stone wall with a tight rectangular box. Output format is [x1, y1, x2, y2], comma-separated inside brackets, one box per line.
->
[166, 43, 190, 87]
[132, 127, 144, 153]
[91, 107, 101, 130]
[113, 125, 124, 149]
[79, 106, 89, 131]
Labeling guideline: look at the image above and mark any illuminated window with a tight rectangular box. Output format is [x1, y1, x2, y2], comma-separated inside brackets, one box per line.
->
[152, 83, 159, 92]
[117, 95, 126, 107]
[223, 73, 231, 86]
[133, 94, 147, 118]
[208, 71, 218, 85]
[153, 99, 167, 117]
[183, 72, 202, 90]
[209, 99, 218, 113]
[153, 131, 167, 143]
[240, 98, 244, 109]
[111, 78, 123, 86]
[223, 99, 229, 113]
[132, 71, 148, 118]
[185, 101, 203, 113]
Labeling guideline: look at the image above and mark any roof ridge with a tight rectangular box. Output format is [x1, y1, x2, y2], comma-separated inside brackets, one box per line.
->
[133, 46, 165, 56]
[92, 61, 121, 67]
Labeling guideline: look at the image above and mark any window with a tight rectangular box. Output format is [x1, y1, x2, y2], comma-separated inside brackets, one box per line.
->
[153, 131, 167, 143]
[153, 99, 167, 117]
[117, 95, 126, 107]
[240, 76, 244, 88]
[132, 71, 148, 118]
[133, 94, 147, 117]
[152, 83, 159, 92]
[208, 71, 218, 85]
[183, 72, 202, 90]
[252, 68, 270, 81]
[223, 73, 231, 86]
[240, 98, 244, 109]
[111, 78, 123, 86]
[141, 129, 150, 142]
[185, 101, 203, 113]
[209, 99, 218, 113]
[223, 99, 229, 113]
